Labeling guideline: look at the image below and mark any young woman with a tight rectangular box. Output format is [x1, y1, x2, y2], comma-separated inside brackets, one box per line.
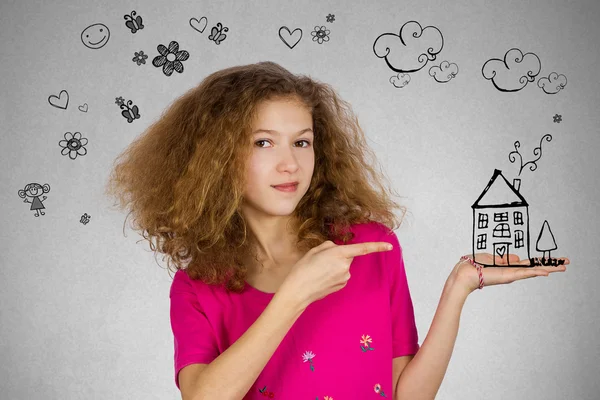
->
[105, 61, 568, 400]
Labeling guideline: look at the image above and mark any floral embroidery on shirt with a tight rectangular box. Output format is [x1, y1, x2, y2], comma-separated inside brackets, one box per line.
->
[302, 350, 316, 371]
[258, 385, 274, 398]
[360, 335, 389, 396]
[374, 383, 387, 397]
[360, 334, 375, 352]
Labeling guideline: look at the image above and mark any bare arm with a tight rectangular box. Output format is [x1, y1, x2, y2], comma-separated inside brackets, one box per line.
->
[190, 291, 306, 400]
[394, 278, 468, 400]
[393, 251, 565, 400]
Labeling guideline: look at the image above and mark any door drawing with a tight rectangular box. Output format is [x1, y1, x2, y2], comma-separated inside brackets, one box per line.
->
[493, 242, 510, 265]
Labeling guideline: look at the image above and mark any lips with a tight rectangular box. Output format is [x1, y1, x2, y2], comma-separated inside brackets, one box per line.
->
[272, 181, 298, 188]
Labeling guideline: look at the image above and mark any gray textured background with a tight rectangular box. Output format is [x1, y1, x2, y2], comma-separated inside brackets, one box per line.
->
[1, 0, 598, 399]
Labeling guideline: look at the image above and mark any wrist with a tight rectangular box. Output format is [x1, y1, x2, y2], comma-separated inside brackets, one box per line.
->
[444, 274, 472, 302]
[273, 287, 308, 316]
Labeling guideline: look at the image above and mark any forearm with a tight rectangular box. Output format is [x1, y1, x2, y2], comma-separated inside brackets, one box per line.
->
[395, 278, 469, 400]
[192, 291, 306, 400]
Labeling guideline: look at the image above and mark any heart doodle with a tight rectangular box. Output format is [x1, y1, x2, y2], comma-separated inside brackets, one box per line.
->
[189, 16, 208, 33]
[48, 90, 69, 109]
[78, 103, 88, 112]
[495, 246, 506, 259]
[278, 26, 302, 49]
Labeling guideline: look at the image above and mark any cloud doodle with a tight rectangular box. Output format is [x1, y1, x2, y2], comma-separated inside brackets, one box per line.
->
[390, 73, 411, 88]
[537, 72, 567, 94]
[373, 20, 444, 73]
[429, 61, 458, 83]
[482, 48, 541, 92]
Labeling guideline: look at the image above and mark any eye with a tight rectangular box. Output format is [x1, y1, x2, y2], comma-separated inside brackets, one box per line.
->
[254, 139, 312, 148]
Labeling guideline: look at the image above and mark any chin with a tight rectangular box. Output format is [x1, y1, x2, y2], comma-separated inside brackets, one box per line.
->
[269, 207, 298, 216]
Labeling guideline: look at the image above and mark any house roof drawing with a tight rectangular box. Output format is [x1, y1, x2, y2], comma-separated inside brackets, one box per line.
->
[472, 169, 528, 209]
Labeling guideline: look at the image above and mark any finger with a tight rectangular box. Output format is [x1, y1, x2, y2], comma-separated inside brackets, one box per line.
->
[494, 253, 521, 264]
[504, 253, 521, 263]
[342, 242, 393, 258]
[505, 258, 531, 266]
[507, 269, 548, 282]
[533, 265, 567, 273]
[524, 270, 550, 279]
[486, 267, 547, 285]
[494, 254, 507, 264]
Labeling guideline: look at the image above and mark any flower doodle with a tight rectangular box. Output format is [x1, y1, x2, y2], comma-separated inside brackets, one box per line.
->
[311, 26, 330, 44]
[59, 131, 88, 160]
[152, 41, 190, 76]
[132, 50, 148, 65]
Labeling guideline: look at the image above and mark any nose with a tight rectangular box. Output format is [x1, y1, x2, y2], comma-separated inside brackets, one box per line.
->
[276, 145, 301, 171]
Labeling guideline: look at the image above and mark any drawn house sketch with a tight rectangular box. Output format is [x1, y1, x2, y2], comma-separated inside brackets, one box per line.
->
[471, 169, 530, 267]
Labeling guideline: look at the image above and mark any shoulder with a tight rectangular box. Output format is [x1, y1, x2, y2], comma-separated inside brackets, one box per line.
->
[170, 269, 230, 305]
[170, 269, 208, 297]
[349, 221, 397, 243]
[170, 269, 192, 297]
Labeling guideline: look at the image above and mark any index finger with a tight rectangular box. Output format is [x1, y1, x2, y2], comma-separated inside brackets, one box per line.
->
[340, 241, 393, 258]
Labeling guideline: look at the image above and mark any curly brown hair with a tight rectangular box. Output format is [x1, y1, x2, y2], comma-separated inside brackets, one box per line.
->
[104, 61, 409, 293]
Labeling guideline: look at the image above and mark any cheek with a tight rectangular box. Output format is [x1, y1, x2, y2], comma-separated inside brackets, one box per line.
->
[246, 160, 269, 185]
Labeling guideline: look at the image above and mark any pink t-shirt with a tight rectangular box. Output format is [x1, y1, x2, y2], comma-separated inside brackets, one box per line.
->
[169, 221, 420, 398]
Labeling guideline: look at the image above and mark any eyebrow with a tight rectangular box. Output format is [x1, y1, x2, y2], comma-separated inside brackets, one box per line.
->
[252, 128, 313, 136]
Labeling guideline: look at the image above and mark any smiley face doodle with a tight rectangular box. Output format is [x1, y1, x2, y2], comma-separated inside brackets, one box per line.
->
[81, 23, 110, 49]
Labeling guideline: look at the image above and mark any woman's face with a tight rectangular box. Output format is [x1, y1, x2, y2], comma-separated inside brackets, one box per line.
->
[241, 97, 315, 218]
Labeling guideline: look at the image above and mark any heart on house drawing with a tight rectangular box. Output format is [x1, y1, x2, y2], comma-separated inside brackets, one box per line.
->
[189, 16, 208, 33]
[495, 247, 506, 259]
[48, 90, 69, 109]
[278, 26, 302, 49]
[78, 103, 88, 112]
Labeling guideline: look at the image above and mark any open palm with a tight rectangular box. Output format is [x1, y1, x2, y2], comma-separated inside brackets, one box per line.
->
[452, 252, 569, 294]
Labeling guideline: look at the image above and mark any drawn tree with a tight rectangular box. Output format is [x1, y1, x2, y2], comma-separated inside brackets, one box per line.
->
[535, 220, 557, 259]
